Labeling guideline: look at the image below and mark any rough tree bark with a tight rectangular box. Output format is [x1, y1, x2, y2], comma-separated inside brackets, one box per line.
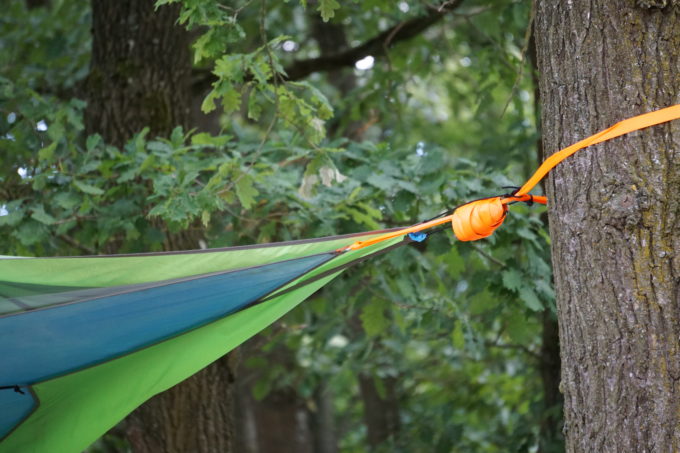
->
[85, 0, 191, 147]
[84, 1, 235, 451]
[534, 1, 680, 451]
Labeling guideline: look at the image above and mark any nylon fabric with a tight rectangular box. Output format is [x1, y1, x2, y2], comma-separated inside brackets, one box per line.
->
[0, 232, 402, 452]
[0, 390, 35, 440]
[450, 197, 507, 241]
[0, 231, 394, 288]
[0, 253, 334, 384]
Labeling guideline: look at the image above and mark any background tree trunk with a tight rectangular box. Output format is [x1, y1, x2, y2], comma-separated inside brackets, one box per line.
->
[85, 1, 235, 451]
[235, 338, 314, 453]
[357, 375, 401, 447]
[125, 357, 236, 453]
[85, 0, 191, 147]
[538, 311, 563, 452]
[534, 1, 680, 451]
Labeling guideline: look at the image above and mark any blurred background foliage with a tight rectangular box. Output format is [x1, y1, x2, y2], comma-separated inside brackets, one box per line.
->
[0, 0, 562, 451]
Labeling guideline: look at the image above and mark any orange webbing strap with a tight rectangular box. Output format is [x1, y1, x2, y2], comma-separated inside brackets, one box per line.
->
[515, 104, 680, 196]
[344, 104, 680, 250]
[451, 194, 548, 241]
[345, 214, 456, 251]
[345, 194, 548, 250]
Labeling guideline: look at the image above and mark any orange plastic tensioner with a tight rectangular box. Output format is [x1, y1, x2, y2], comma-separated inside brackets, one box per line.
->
[344, 104, 680, 250]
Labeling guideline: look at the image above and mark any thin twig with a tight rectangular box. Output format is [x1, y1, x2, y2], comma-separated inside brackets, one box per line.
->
[470, 243, 506, 267]
[192, 0, 465, 92]
[58, 234, 96, 255]
[484, 340, 540, 360]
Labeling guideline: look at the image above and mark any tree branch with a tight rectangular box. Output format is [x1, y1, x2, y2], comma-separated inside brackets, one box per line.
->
[284, 0, 464, 80]
[58, 234, 96, 255]
[484, 340, 540, 360]
[193, 0, 465, 92]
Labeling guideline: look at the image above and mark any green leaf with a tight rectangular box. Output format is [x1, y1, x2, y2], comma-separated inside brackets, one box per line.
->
[519, 286, 543, 311]
[73, 180, 104, 195]
[505, 311, 534, 344]
[147, 140, 172, 154]
[361, 299, 390, 337]
[201, 209, 211, 227]
[366, 173, 397, 191]
[468, 289, 497, 315]
[31, 206, 57, 225]
[53, 192, 80, 210]
[222, 87, 241, 114]
[139, 155, 155, 173]
[318, 0, 340, 22]
[535, 278, 555, 300]
[0, 201, 24, 227]
[191, 132, 231, 147]
[201, 90, 218, 114]
[501, 269, 523, 292]
[340, 205, 381, 230]
[451, 322, 465, 349]
[252, 378, 271, 401]
[132, 128, 150, 154]
[170, 126, 185, 147]
[247, 90, 262, 121]
[418, 149, 445, 174]
[38, 141, 57, 162]
[14, 220, 46, 246]
[446, 245, 465, 279]
[86, 134, 102, 152]
[235, 173, 258, 209]
[250, 56, 273, 85]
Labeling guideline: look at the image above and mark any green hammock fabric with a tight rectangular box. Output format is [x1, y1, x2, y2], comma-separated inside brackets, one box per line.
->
[0, 231, 404, 453]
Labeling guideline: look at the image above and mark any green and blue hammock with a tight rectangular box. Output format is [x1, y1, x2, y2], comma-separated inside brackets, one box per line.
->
[2, 105, 679, 452]
[0, 231, 405, 452]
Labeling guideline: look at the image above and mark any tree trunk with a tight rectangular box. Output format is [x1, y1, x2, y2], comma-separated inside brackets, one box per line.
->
[358, 375, 401, 448]
[534, 1, 680, 451]
[85, 1, 235, 451]
[236, 338, 314, 453]
[85, 0, 191, 147]
[538, 311, 563, 453]
[529, 31, 564, 453]
[310, 385, 338, 453]
[125, 357, 236, 453]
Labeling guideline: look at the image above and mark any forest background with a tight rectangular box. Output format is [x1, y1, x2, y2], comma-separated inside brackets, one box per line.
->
[4, 0, 587, 451]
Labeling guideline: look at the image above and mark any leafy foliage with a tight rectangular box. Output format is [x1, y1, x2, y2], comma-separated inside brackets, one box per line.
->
[0, 0, 562, 451]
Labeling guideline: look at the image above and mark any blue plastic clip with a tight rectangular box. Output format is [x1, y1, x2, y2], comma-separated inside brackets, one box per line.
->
[408, 232, 427, 242]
